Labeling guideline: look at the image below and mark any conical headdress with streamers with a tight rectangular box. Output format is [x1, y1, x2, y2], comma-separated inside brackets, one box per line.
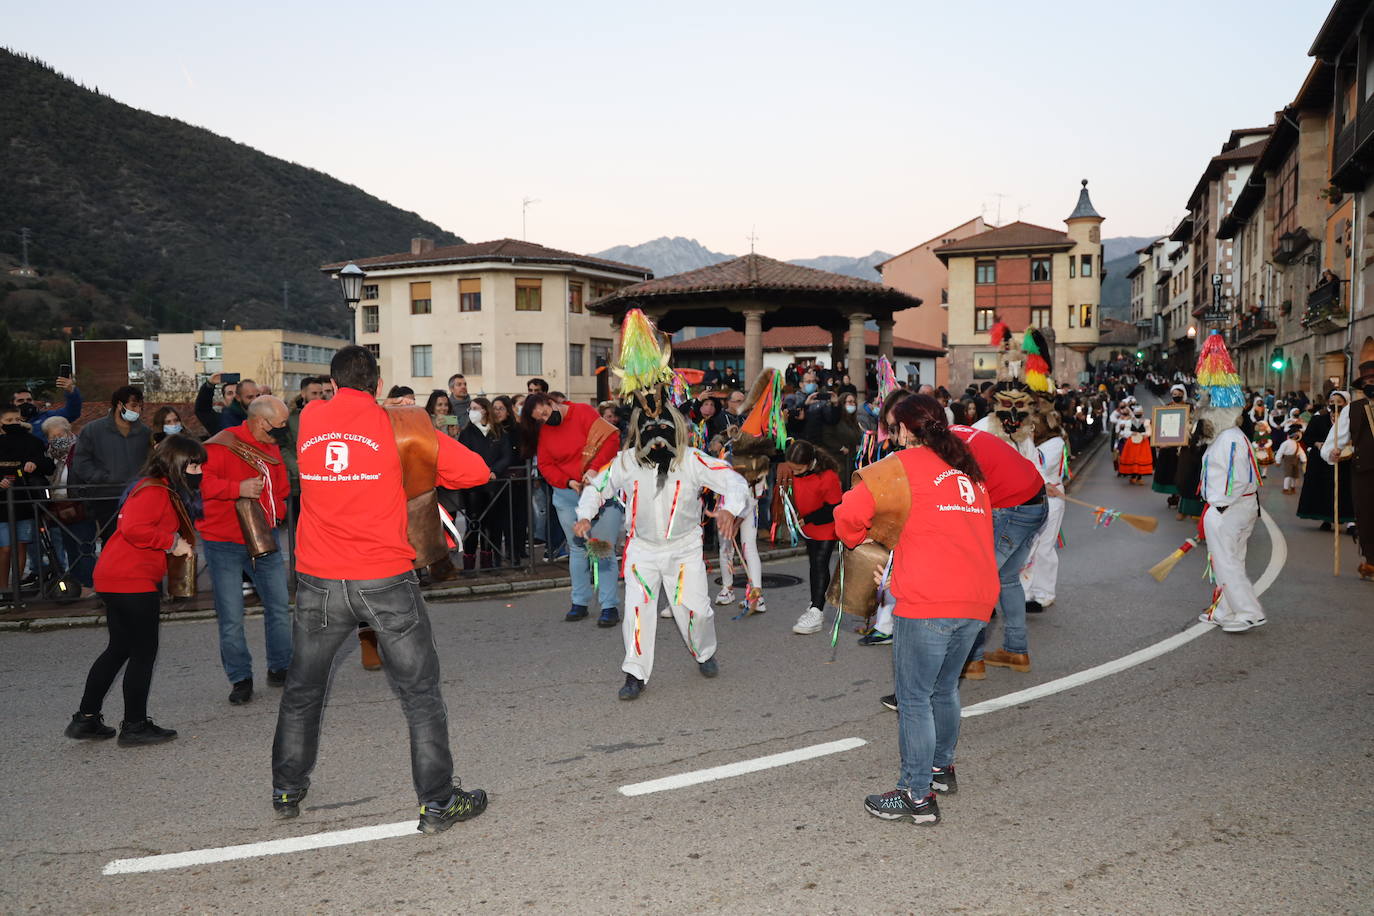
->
[1021, 329, 1053, 393]
[1194, 330, 1243, 408]
[613, 308, 675, 403]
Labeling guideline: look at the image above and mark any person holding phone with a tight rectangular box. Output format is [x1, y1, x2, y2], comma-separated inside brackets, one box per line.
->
[425, 390, 459, 436]
[14, 369, 82, 446]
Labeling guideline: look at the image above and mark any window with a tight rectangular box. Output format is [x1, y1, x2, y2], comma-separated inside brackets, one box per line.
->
[1069, 257, 1076, 279]
[515, 278, 542, 311]
[362, 305, 379, 333]
[1079, 254, 1093, 278]
[971, 352, 998, 380]
[1079, 304, 1093, 328]
[975, 261, 996, 284]
[362, 284, 379, 300]
[568, 282, 583, 314]
[365, 343, 380, 359]
[590, 337, 613, 371]
[195, 343, 222, 360]
[1029, 306, 1051, 327]
[411, 344, 433, 378]
[568, 343, 584, 376]
[460, 343, 482, 376]
[974, 308, 995, 332]
[1068, 304, 1077, 328]
[459, 278, 481, 312]
[516, 343, 543, 375]
[410, 281, 432, 315]
[1030, 257, 1051, 282]
[591, 282, 616, 299]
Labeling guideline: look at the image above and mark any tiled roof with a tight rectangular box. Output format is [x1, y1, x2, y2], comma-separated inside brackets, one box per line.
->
[588, 253, 919, 303]
[320, 239, 652, 278]
[1212, 139, 1267, 164]
[932, 221, 1074, 258]
[673, 327, 944, 356]
[1066, 181, 1103, 221]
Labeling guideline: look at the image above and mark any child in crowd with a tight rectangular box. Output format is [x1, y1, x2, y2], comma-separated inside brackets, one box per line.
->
[785, 440, 843, 636]
[1275, 426, 1306, 494]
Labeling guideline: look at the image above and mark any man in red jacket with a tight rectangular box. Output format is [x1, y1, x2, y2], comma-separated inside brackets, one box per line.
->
[272, 345, 492, 835]
[200, 395, 292, 706]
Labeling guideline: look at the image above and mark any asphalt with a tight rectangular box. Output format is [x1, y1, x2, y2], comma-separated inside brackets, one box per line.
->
[2, 428, 1371, 914]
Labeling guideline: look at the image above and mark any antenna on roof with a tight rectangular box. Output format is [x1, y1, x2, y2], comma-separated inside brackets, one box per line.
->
[1017, 203, 1028, 220]
[521, 197, 540, 241]
[992, 193, 1010, 227]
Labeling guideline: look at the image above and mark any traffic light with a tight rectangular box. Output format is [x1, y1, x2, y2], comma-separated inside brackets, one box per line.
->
[1135, 350, 1144, 360]
[1270, 347, 1285, 372]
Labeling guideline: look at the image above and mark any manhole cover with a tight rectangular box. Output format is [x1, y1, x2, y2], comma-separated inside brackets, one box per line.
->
[715, 573, 803, 588]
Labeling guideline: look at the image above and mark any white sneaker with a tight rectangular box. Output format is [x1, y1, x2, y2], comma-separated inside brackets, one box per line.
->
[714, 587, 736, 606]
[752, 597, 767, 614]
[659, 606, 673, 619]
[1039, 597, 1055, 609]
[1218, 619, 1256, 633]
[793, 606, 824, 635]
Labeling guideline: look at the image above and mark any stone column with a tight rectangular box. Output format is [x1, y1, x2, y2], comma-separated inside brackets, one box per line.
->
[743, 308, 765, 385]
[848, 311, 869, 397]
[830, 327, 845, 372]
[877, 317, 895, 361]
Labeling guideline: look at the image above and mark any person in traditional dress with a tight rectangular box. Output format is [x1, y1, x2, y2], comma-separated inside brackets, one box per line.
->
[1020, 399, 1067, 613]
[1322, 361, 1374, 580]
[1152, 384, 1189, 507]
[1251, 421, 1275, 480]
[1297, 391, 1356, 532]
[1194, 332, 1265, 633]
[1274, 426, 1305, 494]
[573, 310, 749, 701]
[1118, 408, 1154, 484]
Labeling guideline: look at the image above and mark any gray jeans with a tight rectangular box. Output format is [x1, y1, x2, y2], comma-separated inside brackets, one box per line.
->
[271, 570, 455, 807]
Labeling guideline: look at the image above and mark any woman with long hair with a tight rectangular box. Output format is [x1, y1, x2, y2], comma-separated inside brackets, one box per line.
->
[64, 435, 205, 746]
[457, 397, 511, 568]
[150, 406, 185, 444]
[786, 439, 844, 636]
[835, 394, 997, 825]
[425, 390, 459, 437]
[490, 396, 528, 563]
[821, 391, 864, 487]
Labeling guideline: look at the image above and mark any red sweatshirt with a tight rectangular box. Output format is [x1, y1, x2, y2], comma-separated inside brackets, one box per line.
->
[536, 401, 620, 490]
[94, 481, 180, 594]
[949, 425, 1043, 508]
[198, 423, 290, 544]
[834, 448, 998, 621]
[790, 468, 842, 540]
[296, 387, 491, 580]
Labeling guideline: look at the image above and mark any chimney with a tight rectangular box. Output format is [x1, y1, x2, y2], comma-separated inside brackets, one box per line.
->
[411, 236, 435, 255]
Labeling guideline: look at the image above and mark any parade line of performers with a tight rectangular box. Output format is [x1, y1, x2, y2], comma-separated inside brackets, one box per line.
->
[60, 314, 1374, 835]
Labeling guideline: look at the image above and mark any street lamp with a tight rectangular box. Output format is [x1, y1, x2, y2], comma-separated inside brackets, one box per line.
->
[1186, 325, 1197, 339]
[337, 263, 366, 343]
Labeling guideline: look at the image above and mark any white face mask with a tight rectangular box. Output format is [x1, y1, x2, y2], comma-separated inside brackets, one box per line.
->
[468, 410, 485, 426]
[121, 406, 140, 422]
[845, 404, 857, 414]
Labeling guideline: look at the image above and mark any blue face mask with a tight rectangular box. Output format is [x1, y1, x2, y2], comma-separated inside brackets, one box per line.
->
[163, 423, 183, 435]
[803, 382, 817, 394]
[120, 406, 140, 422]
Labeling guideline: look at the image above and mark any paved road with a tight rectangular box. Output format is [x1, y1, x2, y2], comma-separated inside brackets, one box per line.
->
[2, 440, 1371, 914]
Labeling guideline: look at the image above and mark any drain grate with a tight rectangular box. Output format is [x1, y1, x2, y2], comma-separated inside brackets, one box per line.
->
[714, 573, 803, 589]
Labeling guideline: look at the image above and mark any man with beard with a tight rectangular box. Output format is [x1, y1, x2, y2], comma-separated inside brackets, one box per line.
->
[574, 310, 750, 701]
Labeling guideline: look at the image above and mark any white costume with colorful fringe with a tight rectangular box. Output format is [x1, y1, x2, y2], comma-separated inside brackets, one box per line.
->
[577, 448, 749, 683]
[1020, 435, 1067, 604]
[1200, 426, 1264, 627]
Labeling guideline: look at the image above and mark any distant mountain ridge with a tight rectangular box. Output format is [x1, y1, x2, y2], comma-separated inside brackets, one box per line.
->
[593, 237, 894, 282]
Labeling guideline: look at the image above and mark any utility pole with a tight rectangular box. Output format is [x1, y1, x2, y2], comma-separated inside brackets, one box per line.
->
[522, 197, 540, 240]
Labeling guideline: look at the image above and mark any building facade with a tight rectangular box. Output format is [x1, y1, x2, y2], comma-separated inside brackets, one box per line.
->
[876, 216, 989, 388]
[1128, 237, 1180, 366]
[322, 239, 650, 401]
[158, 328, 349, 394]
[935, 182, 1104, 390]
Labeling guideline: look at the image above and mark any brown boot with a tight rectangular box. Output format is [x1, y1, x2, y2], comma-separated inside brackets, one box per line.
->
[1360, 563, 1374, 582]
[983, 648, 1030, 672]
[961, 659, 986, 680]
[358, 629, 383, 671]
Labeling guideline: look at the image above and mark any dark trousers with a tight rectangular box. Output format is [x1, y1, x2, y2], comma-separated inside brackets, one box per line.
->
[272, 571, 455, 807]
[805, 538, 836, 609]
[79, 591, 161, 722]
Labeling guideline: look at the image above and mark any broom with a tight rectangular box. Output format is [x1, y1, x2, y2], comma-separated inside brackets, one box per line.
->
[1148, 535, 1203, 582]
[1061, 495, 1159, 533]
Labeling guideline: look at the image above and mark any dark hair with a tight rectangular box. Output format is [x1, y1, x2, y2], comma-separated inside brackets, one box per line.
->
[331, 345, 379, 393]
[469, 397, 497, 439]
[448, 373, 465, 386]
[299, 376, 322, 391]
[784, 439, 840, 473]
[891, 394, 983, 484]
[548, 391, 566, 402]
[386, 385, 415, 400]
[151, 405, 181, 429]
[221, 382, 236, 397]
[878, 388, 914, 437]
[135, 433, 209, 520]
[518, 392, 554, 458]
[110, 385, 143, 409]
[490, 395, 517, 434]
[527, 377, 549, 393]
[424, 390, 451, 416]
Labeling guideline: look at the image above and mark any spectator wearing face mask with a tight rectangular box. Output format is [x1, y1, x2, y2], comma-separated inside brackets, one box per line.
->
[0, 404, 57, 603]
[150, 407, 186, 445]
[70, 386, 151, 551]
[456, 398, 509, 569]
[821, 391, 864, 488]
[14, 375, 82, 445]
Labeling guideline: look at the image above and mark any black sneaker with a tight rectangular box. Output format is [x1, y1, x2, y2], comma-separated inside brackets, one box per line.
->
[65, 712, 116, 740]
[267, 669, 288, 687]
[565, 605, 589, 622]
[1025, 600, 1043, 614]
[272, 788, 308, 819]
[698, 657, 719, 678]
[229, 678, 254, 705]
[880, 694, 898, 712]
[118, 718, 178, 747]
[618, 673, 644, 700]
[418, 786, 488, 835]
[858, 630, 893, 646]
[864, 788, 940, 824]
[930, 765, 958, 795]
[596, 607, 620, 628]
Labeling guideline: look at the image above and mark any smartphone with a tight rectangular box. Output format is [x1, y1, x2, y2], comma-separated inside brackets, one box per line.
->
[221, 372, 241, 384]
[442, 414, 458, 426]
[58, 364, 71, 378]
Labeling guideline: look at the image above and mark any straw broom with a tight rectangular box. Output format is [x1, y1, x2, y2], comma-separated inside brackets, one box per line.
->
[1149, 536, 1202, 582]
[1061, 495, 1159, 533]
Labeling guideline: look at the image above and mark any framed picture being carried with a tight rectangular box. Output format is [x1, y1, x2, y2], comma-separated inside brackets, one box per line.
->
[1152, 405, 1191, 448]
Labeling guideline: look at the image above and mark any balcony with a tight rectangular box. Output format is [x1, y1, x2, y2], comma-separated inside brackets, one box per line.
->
[1234, 308, 1278, 346]
[1302, 280, 1347, 333]
[1332, 100, 1374, 192]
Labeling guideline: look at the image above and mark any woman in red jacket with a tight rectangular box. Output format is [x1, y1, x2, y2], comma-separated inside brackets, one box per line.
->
[785, 440, 844, 636]
[834, 394, 998, 826]
[64, 435, 204, 747]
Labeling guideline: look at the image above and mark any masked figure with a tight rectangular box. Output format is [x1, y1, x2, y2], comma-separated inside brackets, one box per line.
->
[575, 310, 750, 701]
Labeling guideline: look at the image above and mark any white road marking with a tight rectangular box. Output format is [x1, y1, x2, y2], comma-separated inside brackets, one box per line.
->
[617, 737, 868, 796]
[103, 820, 417, 875]
[963, 505, 1286, 718]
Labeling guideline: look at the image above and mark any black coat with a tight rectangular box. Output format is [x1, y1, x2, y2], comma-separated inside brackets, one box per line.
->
[0, 427, 57, 502]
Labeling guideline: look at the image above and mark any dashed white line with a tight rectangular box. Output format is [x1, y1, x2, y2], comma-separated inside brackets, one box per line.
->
[103, 820, 418, 875]
[618, 737, 868, 796]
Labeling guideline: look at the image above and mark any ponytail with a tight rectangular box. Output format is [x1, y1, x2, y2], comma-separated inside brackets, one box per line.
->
[784, 438, 840, 474]
[891, 395, 984, 484]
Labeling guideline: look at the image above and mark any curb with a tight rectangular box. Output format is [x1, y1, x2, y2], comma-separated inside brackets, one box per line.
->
[1, 545, 808, 635]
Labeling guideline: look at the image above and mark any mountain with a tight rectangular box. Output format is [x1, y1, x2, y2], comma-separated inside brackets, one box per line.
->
[0, 50, 462, 340]
[593, 237, 893, 282]
[1100, 251, 1140, 322]
[1102, 235, 1158, 263]
[787, 251, 892, 280]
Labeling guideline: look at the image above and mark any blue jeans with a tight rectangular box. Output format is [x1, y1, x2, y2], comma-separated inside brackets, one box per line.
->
[970, 500, 1048, 659]
[893, 616, 984, 797]
[551, 485, 621, 611]
[273, 571, 456, 807]
[204, 531, 292, 683]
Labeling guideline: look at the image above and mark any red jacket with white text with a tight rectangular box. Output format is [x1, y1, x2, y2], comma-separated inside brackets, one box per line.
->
[198, 424, 289, 544]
